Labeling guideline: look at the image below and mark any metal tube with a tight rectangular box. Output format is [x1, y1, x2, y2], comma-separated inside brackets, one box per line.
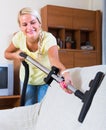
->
[26, 55, 50, 74]
[24, 54, 77, 92]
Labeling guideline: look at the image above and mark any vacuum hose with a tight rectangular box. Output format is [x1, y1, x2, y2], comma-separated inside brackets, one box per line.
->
[20, 61, 29, 106]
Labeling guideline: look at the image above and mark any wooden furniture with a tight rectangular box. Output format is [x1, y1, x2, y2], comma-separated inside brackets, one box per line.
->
[41, 5, 102, 68]
[0, 60, 21, 109]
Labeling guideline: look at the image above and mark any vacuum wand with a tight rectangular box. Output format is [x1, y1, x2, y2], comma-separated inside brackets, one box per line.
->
[19, 52, 105, 123]
[19, 52, 77, 93]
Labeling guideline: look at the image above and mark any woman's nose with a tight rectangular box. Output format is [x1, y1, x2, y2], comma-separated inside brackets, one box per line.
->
[27, 23, 33, 29]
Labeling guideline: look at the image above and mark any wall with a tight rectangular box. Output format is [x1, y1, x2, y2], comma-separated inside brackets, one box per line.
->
[88, 0, 103, 10]
[0, 0, 101, 63]
[101, 0, 106, 64]
[89, 0, 106, 64]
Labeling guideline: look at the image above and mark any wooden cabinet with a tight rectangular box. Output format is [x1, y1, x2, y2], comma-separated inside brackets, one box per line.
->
[41, 5, 102, 68]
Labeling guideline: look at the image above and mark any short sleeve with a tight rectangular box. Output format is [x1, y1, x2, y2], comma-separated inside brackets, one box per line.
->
[41, 32, 57, 53]
[12, 31, 26, 49]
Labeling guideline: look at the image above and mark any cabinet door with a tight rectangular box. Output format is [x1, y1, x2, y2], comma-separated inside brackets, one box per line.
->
[72, 9, 96, 30]
[59, 50, 73, 68]
[47, 5, 72, 28]
[74, 51, 97, 67]
[47, 15, 72, 28]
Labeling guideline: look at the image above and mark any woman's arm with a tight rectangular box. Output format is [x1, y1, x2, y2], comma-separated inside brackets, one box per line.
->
[4, 42, 24, 61]
[48, 46, 65, 71]
[48, 45, 73, 94]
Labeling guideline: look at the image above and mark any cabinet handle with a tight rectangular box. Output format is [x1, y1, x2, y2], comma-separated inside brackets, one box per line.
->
[56, 26, 65, 28]
[81, 28, 89, 30]
[82, 51, 91, 54]
[59, 50, 67, 53]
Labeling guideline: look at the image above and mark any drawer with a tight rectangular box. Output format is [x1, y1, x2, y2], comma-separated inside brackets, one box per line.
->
[74, 51, 97, 67]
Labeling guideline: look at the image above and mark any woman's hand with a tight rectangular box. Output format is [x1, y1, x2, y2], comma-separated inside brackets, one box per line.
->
[59, 72, 73, 94]
[15, 50, 25, 61]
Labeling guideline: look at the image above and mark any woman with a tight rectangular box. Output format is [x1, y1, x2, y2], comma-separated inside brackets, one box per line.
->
[4, 7, 72, 106]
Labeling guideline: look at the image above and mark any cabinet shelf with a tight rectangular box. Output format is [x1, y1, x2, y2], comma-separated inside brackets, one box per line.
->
[0, 95, 20, 99]
[48, 27, 95, 50]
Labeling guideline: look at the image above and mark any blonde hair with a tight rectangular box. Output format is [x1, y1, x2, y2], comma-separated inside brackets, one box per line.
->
[18, 7, 42, 25]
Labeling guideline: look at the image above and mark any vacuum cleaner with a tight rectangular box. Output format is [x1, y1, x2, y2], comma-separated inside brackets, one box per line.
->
[19, 52, 105, 123]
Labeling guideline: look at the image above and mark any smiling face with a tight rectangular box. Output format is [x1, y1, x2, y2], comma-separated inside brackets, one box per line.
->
[19, 14, 41, 42]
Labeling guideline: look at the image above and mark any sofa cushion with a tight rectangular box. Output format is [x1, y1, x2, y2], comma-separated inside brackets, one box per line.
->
[36, 65, 106, 130]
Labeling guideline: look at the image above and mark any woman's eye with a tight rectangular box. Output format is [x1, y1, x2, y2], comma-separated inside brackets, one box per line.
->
[22, 23, 27, 26]
[31, 21, 36, 25]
